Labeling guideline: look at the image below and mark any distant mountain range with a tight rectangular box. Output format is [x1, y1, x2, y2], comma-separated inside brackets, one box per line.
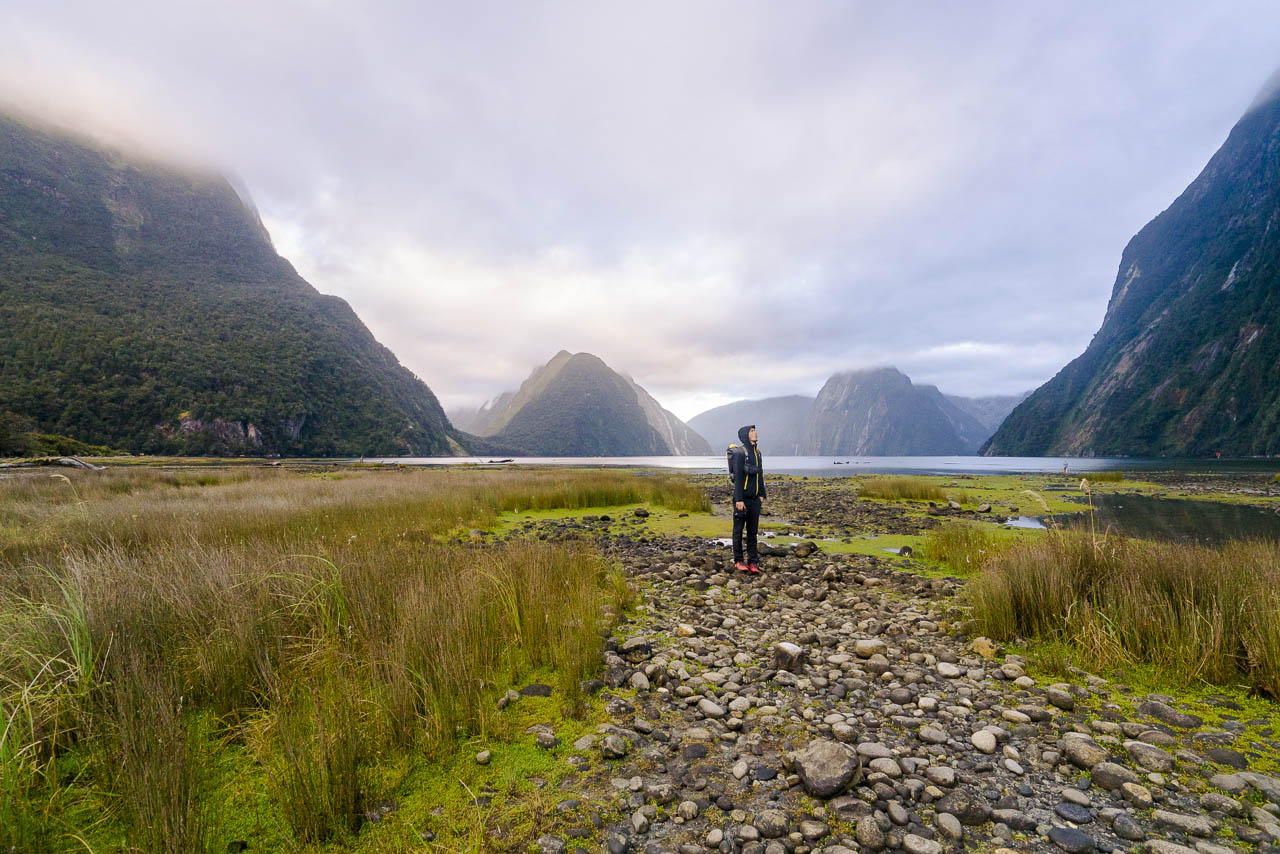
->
[448, 351, 711, 456]
[985, 71, 1280, 457]
[688, 369, 1027, 455]
[0, 110, 471, 456]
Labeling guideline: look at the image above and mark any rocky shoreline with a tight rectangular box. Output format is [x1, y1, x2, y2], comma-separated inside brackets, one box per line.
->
[492, 513, 1280, 854]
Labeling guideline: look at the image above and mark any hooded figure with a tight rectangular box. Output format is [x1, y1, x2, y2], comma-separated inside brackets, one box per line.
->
[730, 424, 765, 572]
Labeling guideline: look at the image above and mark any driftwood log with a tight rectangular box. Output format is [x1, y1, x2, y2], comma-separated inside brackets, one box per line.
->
[0, 456, 105, 471]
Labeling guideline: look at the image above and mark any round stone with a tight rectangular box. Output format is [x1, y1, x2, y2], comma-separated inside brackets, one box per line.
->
[971, 730, 998, 754]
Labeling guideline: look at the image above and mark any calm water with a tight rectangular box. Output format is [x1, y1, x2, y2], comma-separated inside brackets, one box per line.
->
[1050, 493, 1280, 546]
[362, 454, 1280, 477]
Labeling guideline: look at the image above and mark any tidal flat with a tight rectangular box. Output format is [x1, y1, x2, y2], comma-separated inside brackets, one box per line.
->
[2, 462, 1279, 853]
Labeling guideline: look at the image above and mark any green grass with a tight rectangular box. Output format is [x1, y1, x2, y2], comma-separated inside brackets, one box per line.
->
[0, 466, 646, 851]
[1084, 470, 1126, 483]
[857, 476, 948, 502]
[969, 530, 1280, 696]
[919, 522, 1006, 574]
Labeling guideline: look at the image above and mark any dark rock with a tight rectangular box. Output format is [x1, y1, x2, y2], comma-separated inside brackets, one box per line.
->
[789, 740, 862, 798]
[936, 788, 992, 826]
[519, 683, 554, 697]
[1047, 825, 1096, 853]
[1137, 699, 1203, 729]
[1205, 747, 1248, 769]
[1054, 802, 1093, 824]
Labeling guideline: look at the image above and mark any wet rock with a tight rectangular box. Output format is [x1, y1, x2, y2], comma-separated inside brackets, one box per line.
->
[790, 740, 862, 798]
[1055, 802, 1093, 824]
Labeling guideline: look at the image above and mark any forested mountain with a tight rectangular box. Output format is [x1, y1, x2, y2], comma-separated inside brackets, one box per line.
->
[687, 395, 814, 454]
[985, 72, 1280, 457]
[451, 351, 710, 455]
[0, 110, 461, 456]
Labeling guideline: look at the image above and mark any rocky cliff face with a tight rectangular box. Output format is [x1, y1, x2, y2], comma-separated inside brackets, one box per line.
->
[0, 110, 459, 456]
[461, 351, 709, 456]
[801, 368, 987, 456]
[985, 72, 1280, 457]
[624, 376, 713, 455]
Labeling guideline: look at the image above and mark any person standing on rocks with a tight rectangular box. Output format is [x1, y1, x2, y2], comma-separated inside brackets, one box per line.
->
[730, 424, 766, 573]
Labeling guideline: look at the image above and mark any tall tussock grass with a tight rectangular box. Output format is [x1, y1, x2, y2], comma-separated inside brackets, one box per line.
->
[920, 523, 1004, 574]
[0, 466, 645, 850]
[858, 476, 948, 502]
[970, 530, 1280, 695]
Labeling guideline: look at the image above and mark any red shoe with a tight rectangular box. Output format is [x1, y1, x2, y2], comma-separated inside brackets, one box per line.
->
[748, 563, 761, 574]
[734, 561, 750, 572]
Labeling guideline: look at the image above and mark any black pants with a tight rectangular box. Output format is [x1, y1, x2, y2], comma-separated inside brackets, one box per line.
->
[732, 497, 761, 563]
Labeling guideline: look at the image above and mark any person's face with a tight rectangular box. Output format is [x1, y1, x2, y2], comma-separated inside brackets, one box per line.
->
[749, 427, 758, 443]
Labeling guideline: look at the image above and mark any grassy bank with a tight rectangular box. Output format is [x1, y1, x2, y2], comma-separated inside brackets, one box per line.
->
[0, 466, 697, 852]
[969, 530, 1280, 696]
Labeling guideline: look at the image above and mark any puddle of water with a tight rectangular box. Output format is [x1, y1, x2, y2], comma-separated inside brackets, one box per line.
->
[1005, 516, 1047, 529]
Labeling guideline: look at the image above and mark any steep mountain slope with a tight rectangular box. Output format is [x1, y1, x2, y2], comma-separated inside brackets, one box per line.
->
[489, 353, 671, 455]
[0, 111, 459, 456]
[623, 376, 712, 455]
[944, 392, 1030, 435]
[801, 368, 984, 455]
[458, 351, 708, 455]
[985, 73, 1280, 456]
[687, 395, 814, 454]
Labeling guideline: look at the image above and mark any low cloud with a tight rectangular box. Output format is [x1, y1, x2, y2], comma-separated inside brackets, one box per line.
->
[4, 2, 1280, 421]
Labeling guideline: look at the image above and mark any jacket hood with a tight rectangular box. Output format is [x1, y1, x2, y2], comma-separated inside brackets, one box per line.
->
[737, 425, 755, 445]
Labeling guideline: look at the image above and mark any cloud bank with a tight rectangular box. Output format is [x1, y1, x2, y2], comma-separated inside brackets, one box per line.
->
[4, 1, 1279, 418]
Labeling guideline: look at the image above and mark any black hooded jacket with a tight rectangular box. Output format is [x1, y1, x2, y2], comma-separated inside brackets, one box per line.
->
[731, 425, 766, 502]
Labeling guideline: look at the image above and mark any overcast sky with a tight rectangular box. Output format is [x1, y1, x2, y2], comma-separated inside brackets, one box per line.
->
[4, 2, 1279, 419]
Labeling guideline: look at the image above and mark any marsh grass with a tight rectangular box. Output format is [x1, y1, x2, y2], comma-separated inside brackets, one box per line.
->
[858, 476, 949, 502]
[1085, 470, 1126, 483]
[969, 530, 1280, 695]
[919, 523, 1004, 574]
[0, 466, 645, 849]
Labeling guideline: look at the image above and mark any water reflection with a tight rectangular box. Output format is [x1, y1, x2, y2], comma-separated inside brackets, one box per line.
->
[1050, 494, 1280, 546]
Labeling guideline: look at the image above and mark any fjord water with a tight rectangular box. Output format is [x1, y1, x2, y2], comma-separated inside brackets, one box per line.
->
[367, 454, 1278, 477]
[1052, 493, 1280, 546]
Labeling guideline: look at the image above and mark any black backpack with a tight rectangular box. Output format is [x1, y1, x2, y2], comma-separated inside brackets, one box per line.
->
[726, 444, 743, 484]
